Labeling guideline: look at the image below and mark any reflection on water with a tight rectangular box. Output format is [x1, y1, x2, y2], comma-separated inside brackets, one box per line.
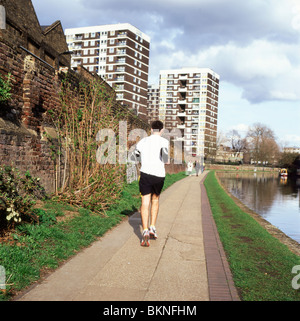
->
[217, 171, 300, 244]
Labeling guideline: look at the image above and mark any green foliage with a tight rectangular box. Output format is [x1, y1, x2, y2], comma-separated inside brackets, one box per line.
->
[0, 166, 47, 232]
[0, 74, 12, 103]
[278, 152, 299, 171]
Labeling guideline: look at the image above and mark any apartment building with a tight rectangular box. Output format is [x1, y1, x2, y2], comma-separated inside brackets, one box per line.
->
[147, 84, 160, 124]
[283, 147, 300, 154]
[159, 67, 220, 160]
[65, 23, 150, 120]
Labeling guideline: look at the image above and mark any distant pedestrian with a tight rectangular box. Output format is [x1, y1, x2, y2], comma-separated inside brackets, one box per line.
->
[187, 161, 193, 176]
[133, 120, 169, 247]
[195, 161, 201, 176]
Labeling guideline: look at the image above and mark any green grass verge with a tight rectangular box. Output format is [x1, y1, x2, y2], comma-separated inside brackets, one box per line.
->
[0, 171, 186, 301]
[204, 171, 300, 301]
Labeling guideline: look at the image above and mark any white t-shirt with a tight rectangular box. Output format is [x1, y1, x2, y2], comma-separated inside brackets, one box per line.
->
[136, 134, 169, 177]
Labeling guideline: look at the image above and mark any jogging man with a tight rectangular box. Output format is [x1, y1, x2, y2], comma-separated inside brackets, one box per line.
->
[134, 120, 169, 247]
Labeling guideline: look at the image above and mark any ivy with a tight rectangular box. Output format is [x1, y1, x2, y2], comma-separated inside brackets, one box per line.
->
[0, 74, 12, 103]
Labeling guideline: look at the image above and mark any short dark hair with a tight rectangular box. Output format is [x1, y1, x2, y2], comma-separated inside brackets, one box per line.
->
[151, 120, 164, 131]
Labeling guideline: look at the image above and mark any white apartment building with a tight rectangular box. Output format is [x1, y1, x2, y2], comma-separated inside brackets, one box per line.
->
[65, 23, 150, 120]
[147, 84, 160, 124]
[159, 67, 220, 160]
[283, 147, 300, 154]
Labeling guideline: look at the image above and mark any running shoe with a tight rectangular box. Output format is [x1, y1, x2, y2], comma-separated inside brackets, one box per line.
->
[141, 229, 150, 247]
[149, 226, 158, 240]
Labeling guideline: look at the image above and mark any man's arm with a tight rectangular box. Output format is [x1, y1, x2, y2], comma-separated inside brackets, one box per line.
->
[129, 148, 141, 163]
[160, 146, 169, 164]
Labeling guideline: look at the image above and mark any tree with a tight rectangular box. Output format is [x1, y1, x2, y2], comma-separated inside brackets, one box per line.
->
[227, 129, 247, 158]
[246, 123, 279, 165]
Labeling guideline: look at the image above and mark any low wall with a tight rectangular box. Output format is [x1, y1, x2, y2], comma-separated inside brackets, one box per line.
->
[206, 164, 280, 172]
[165, 163, 186, 174]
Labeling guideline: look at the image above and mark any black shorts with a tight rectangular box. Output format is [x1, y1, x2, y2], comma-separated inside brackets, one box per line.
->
[139, 172, 165, 196]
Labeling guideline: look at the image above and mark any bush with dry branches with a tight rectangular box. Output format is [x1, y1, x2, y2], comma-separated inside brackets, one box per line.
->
[47, 75, 128, 213]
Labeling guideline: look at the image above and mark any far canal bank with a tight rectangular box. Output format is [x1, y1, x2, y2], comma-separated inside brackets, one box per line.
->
[217, 170, 300, 245]
[203, 170, 300, 301]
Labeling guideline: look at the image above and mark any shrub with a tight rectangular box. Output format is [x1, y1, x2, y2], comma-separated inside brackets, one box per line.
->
[0, 166, 47, 232]
[0, 74, 12, 103]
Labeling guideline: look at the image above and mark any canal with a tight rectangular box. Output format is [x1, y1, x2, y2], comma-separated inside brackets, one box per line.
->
[217, 171, 300, 244]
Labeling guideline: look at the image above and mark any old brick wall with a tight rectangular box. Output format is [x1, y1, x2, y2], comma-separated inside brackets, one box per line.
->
[0, 120, 57, 193]
[0, 32, 150, 194]
[0, 36, 63, 192]
[0, 0, 152, 194]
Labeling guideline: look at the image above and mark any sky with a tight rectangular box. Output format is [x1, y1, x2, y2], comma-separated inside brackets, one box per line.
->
[31, 0, 300, 147]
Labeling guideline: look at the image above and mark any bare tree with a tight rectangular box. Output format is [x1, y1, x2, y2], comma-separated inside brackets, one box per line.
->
[227, 129, 246, 158]
[216, 130, 227, 150]
[246, 123, 279, 165]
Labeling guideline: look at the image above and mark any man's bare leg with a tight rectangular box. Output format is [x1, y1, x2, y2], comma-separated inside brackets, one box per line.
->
[140, 193, 151, 231]
[150, 193, 160, 227]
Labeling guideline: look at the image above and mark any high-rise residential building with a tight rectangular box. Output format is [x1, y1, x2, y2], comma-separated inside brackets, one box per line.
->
[65, 23, 150, 120]
[147, 84, 160, 124]
[159, 67, 220, 160]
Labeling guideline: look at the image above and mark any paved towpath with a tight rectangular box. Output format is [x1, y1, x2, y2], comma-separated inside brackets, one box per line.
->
[16, 171, 240, 301]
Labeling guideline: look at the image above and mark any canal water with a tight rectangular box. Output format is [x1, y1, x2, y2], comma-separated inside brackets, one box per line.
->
[217, 171, 300, 244]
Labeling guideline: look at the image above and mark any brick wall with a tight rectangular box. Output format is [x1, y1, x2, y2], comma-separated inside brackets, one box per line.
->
[0, 35, 62, 192]
[0, 0, 152, 194]
[0, 33, 150, 194]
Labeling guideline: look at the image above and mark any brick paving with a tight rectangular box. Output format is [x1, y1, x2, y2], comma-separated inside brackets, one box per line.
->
[200, 177, 240, 301]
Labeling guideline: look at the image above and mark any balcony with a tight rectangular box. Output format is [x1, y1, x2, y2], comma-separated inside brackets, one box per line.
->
[117, 49, 126, 55]
[178, 87, 187, 92]
[116, 67, 125, 72]
[177, 124, 185, 129]
[117, 32, 127, 38]
[178, 99, 186, 104]
[116, 58, 126, 64]
[116, 76, 125, 81]
[177, 112, 186, 117]
[179, 75, 188, 80]
[117, 41, 127, 46]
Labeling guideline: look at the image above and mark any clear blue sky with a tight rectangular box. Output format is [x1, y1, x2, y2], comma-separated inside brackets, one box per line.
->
[32, 0, 300, 147]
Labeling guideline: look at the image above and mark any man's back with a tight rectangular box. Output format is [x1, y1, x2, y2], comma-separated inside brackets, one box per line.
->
[136, 134, 169, 178]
